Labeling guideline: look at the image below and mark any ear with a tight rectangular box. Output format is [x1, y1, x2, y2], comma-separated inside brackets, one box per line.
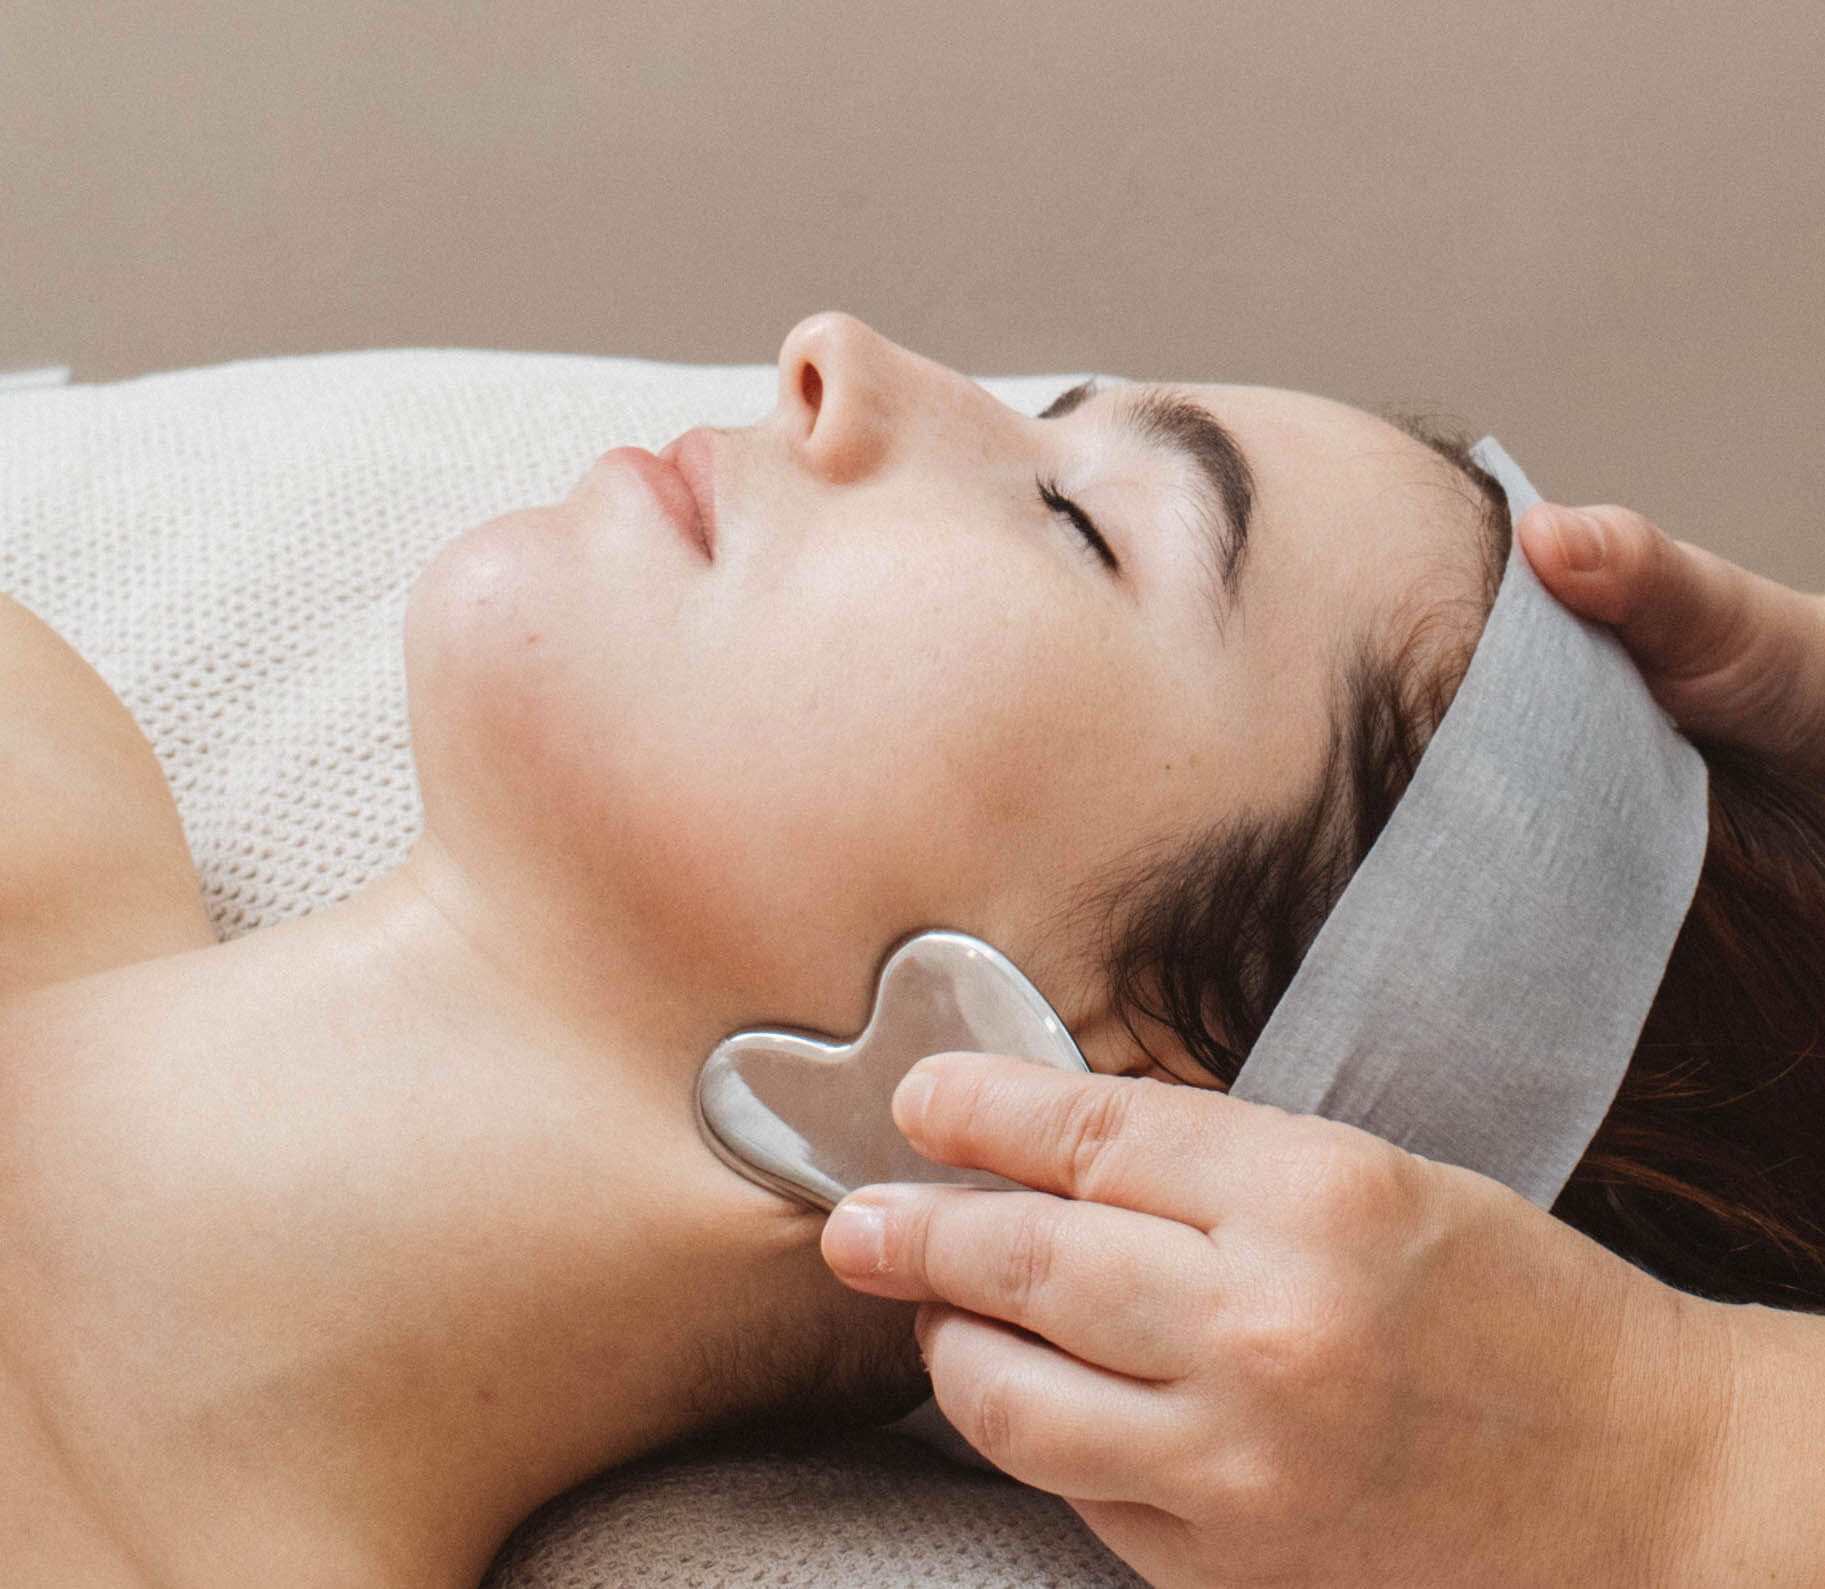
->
[1068, 997, 1227, 1091]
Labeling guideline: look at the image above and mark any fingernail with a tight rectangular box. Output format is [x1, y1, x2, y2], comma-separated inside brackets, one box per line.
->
[1554, 509, 1606, 573]
[895, 1068, 937, 1140]
[824, 1200, 888, 1274]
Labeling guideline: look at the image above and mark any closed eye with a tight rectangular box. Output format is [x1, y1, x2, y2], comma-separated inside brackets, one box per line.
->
[1036, 476, 1120, 573]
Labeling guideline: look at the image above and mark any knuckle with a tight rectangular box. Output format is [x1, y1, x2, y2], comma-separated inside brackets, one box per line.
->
[1051, 1082, 1133, 1199]
[993, 1202, 1059, 1313]
[1284, 1120, 1409, 1226]
[919, 1065, 989, 1156]
[953, 1365, 1019, 1471]
[994, 1386, 1077, 1481]
[1231, 1280, 1351, 1390]
[1211, 1445, 1308, 1536]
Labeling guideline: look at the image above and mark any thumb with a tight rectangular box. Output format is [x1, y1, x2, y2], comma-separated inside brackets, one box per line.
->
[1518, 503, 1757, 680]
[1518, 501, 1825, 767]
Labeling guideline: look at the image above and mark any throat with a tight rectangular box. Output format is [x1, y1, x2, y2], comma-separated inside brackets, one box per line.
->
[0, 869, 843, 1588]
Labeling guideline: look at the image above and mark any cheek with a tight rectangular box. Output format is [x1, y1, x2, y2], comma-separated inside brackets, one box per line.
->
[563, 562, 1091, 969]
[647, 581, 1174, 933]
[407, 511, 1223, 1013]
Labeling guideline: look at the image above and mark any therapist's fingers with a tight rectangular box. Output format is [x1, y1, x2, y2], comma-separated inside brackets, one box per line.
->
[915, 1303, 1196, 1506]
[823, 1183, 1212, 1381]
[889, 1050, 1299, 1227]
[1518, 500, 1825, 770]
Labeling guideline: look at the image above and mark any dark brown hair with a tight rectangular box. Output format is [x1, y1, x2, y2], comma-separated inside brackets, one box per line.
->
[1103, 419, 1825, 1311]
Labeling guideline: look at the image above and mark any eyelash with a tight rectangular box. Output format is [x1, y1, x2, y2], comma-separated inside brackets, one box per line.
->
[1036, 476, 1120, 573]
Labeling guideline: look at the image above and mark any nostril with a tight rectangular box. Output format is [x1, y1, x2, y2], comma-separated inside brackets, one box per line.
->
[799, 361, 822, 414]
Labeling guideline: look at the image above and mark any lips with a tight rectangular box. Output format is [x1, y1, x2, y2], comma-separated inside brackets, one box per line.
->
[658, 428, 720, 562]
[594, 434, 714, 561]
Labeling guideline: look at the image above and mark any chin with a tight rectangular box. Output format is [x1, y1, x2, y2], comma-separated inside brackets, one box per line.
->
[409, 510, 564, 650]
[404, 519, 597, 837]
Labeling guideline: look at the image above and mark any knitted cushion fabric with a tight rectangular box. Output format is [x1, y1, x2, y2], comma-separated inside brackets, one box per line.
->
[481, 1431, 1145, 1589]
[0, 350, 1142, 1589]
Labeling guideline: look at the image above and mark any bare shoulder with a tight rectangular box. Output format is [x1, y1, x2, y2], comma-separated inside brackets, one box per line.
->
[0, 593, 216, 1002]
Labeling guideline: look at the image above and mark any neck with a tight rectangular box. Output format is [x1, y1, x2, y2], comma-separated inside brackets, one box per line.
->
[2, 840, 917, 1589]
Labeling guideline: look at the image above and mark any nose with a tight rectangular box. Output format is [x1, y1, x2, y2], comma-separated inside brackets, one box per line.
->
[775, 311, 922, 483]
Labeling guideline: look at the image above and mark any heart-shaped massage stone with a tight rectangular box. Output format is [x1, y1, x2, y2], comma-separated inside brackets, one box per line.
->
[696, 931, 1092, 1210]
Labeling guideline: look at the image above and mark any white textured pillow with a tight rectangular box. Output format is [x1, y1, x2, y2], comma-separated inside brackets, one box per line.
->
[0, 350, 1080, 940]
[0, 349, 1139, 1589]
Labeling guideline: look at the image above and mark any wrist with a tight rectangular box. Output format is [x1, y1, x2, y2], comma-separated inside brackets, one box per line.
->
[1670, 1297, 1825, 1585]
[1613, 1279, 1738, 1587]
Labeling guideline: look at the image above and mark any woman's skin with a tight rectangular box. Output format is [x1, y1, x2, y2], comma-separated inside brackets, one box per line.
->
[0, 314, 1494, 1589]
[821, 500, 1825, 1587]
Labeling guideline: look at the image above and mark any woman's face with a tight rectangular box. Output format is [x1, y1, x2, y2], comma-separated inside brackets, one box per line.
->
[406, 313, 1487, 1042]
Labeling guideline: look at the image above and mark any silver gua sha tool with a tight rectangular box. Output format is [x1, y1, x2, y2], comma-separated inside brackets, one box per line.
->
[696, 930, 1091, 1210]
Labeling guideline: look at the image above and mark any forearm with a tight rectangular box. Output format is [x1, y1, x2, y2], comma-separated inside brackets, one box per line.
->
[1683, 1299, 1825, 1583]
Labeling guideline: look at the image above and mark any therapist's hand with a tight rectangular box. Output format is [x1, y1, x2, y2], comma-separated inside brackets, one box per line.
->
[822, 1052, 1738, 1589]
[1518, 501, 1825, 774]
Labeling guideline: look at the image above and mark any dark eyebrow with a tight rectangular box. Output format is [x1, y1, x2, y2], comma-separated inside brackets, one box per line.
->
[1038, 379, 1098, 420]
[1038, 380, 1257, 599]
[1125, 388, 1255, 595]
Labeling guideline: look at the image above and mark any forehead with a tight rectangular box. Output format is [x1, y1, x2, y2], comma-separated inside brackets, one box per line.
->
[1027, 378, 1497, 836]
[1172, 380, 1486, 593]
[1048, 377, 1489, 645]
[1062, 377, 1469, 538]
[1085, 380, 1493, 716]
[1171, 381, 1447, 507]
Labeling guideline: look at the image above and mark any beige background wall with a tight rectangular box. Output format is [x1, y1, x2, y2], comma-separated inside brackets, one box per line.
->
[5, 0, 1821, 582]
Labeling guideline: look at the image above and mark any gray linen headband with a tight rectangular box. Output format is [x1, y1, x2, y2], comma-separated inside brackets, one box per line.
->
[1228, 438, 1709, 1206]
